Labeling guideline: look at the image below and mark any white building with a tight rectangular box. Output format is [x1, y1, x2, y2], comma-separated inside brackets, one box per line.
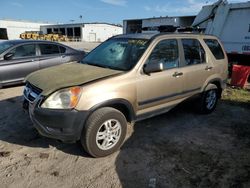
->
[40, 23, 123, 42]
[0, 19, 50, 40]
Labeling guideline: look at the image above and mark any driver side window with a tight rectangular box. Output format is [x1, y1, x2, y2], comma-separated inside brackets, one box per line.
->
[10, 44, 36, 59]
[147, 39, 179, 70]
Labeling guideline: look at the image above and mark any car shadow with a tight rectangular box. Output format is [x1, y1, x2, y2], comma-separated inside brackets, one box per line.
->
[0, 95, 90, 157]
[115, 102, 200, 188]
[115, 99, 250, 187]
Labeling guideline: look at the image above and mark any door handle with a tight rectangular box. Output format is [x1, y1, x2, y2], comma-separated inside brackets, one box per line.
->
[61, 55, 66, 58]
[172, 72, 183, 77]
[205, 66, 213, 71]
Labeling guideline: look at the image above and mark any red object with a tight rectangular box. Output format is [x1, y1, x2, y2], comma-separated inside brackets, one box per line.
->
[231, 65, 250, 88]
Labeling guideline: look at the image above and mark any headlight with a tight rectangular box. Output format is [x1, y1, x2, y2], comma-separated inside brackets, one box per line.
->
[41, 87, 82, 109]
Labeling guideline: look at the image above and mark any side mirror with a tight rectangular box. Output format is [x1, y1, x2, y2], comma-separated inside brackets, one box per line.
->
[4, 53, 14, 60]
[143, 62, 163, 75]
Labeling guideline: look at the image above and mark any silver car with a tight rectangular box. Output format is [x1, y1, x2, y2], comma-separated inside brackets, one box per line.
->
[0, 40, 85, 88]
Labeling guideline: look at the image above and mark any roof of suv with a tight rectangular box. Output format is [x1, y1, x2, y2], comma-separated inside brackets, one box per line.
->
[113, 32, 215, 40]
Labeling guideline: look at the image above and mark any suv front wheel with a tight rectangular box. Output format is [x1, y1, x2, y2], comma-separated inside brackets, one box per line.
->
[81, 107, 127, 157]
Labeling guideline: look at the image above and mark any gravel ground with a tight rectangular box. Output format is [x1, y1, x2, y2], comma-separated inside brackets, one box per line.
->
[0, 86, 249, 188]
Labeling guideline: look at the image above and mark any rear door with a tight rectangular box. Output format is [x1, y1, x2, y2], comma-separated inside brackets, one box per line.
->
[0, 43, 39, 84]
[178, 38, 215, 97]
[38, 43, 67, 69]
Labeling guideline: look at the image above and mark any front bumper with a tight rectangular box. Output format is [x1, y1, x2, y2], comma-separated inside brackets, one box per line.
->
[24, 99, 88, 143]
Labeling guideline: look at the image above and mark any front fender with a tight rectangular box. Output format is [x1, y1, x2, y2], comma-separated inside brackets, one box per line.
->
[88, 98, 136, 122]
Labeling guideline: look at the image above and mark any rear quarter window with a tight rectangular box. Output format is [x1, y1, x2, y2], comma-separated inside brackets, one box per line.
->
[204, 39, 225, 60]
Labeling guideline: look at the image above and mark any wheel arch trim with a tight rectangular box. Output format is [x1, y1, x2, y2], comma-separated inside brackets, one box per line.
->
[88, 98, 136, 123]
[203, 83, 218, 91]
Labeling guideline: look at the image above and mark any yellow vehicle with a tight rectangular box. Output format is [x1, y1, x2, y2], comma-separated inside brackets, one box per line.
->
[31, 32, 40, 40]
[20, 33, 26, 39]
[20, 31, 41, 40]
[43, 33, 68, 41]
[51, 34, 59, 41]
[38, 34, 45, 40]
[44, 34, 52, 41]
[20, 31, 69, 41]
[58, 34, 68, 42]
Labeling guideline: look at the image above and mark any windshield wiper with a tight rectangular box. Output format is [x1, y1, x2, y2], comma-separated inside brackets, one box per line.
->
[82, 61, 124, 71]
[89, 63, 110, 69]
[84, 61, 114, 70]
[81, 60, 92, 65]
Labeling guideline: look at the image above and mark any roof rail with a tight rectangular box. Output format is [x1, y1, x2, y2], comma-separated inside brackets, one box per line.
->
[177, 27, 205, 33]
[142, 25, 206, 34]
[142, 25, 178, 33]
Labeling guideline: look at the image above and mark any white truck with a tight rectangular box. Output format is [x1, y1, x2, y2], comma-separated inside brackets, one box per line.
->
[192, 0, 250, 65]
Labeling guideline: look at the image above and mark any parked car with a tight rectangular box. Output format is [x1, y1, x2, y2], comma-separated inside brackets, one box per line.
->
[23, 33, 228, 157]
[0, 40, 85, 88]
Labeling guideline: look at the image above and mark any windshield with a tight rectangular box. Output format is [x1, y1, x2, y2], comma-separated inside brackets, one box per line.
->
[0, 41, 15, 54]
[81, 38, 149, 71]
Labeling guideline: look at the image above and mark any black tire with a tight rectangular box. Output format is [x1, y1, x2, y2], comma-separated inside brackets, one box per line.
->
[197, 88, 219, 114]
[81, 107, 127, 158]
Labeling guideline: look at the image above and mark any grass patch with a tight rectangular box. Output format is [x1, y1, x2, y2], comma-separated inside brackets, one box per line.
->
[222, 87, 250, 109]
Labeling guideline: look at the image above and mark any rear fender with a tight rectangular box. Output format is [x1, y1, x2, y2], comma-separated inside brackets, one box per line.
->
[204, 83, 218, 92]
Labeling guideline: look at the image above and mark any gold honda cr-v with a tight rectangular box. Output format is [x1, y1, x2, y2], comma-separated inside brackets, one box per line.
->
[23, 33, 228, 157]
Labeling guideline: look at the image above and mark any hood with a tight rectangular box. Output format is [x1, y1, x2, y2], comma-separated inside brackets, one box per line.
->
[26, 63, 122, 96]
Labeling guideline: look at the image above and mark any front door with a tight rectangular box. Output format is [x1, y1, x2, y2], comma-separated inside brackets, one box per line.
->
[137, 39, 184, 115]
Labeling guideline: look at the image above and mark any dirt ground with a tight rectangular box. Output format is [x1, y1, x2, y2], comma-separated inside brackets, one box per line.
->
[0, 86, 249, 188]
[60, 42, 100, 52]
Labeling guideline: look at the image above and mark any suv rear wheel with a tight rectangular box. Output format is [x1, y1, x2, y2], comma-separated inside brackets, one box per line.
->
[198, 88, 218, 114]
[81, 107, 127, 157]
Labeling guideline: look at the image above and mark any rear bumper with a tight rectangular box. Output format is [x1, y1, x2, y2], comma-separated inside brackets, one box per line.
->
[24, 99, 89, 142]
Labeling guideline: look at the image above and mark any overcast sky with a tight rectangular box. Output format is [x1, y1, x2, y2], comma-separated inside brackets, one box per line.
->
[0, 0, 247, 24]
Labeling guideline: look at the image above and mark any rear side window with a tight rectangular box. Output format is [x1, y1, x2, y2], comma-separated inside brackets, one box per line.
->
[204, 39, 225, 60]
[182, 39, 205, 66]
[147, 39, 179, 70]
[10, 44, 36, 58]
[39, 44, 60, 55]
